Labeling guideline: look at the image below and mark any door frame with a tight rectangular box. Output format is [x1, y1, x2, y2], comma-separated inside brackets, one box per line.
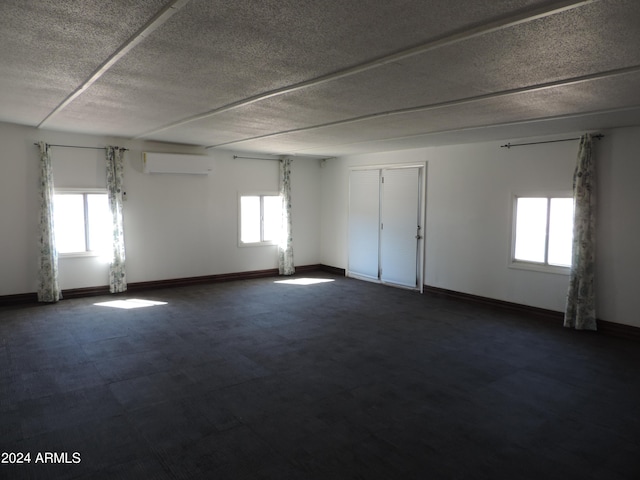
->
[347, 162, 427, 293]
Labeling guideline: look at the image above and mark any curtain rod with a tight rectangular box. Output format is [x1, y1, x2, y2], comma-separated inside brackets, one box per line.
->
[500, 134, 603, 149]
[33, 143, 129, 151]
[233, 155, 279, 161]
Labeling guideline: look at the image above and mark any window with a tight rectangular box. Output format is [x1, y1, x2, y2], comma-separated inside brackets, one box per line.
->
[511, 195, 574, 272]
[239, 194, 282, 245]
[54, 190, 111, 255]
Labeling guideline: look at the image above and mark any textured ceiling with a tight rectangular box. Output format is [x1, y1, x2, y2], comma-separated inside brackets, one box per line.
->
[1, 0, 640, 156]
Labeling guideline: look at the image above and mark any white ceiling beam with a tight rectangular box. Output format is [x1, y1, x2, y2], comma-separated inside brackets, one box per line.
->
[287, 105, 640, 155]
[205, 63, 640, 149]
[135, 0, 600, 139]
[38, 0, 192, 129]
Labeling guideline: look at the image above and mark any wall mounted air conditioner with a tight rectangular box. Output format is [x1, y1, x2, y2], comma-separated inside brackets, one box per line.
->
[142, 152, 213, 175]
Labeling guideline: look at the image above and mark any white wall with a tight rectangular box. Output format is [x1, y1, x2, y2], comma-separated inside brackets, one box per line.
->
[320, 127, 640, 328]
[1, 123, 40, 295]
[3, 119, 638, 328]
[596, 127, 640, 329]
[0, 122, 321, 295]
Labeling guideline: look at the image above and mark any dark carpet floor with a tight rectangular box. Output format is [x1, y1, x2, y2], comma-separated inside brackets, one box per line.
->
[1, 273, 640, 479]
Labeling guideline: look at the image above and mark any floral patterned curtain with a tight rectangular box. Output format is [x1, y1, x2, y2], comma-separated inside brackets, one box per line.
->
[106, 146, 127, 293]
[278, 157, 295, 275]
[564, 134, 597, 330]
[37, 142, 62, 302]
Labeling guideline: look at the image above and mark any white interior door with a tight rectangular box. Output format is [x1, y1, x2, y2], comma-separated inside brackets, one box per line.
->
[348, 169, 380, 281]
[380, 167, 421, 288]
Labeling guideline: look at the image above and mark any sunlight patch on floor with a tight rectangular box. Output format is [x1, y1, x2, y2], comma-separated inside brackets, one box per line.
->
[93, 299, 168, 309]
[274, 278, 335, 286]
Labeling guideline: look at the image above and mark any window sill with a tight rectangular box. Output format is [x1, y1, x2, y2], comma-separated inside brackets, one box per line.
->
[59, 252, 108, 259]
[509, 261, 571, 276]
[238, 242, 278, 248]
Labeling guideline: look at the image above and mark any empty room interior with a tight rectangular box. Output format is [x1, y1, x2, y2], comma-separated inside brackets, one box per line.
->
[2, 1, 640, 479]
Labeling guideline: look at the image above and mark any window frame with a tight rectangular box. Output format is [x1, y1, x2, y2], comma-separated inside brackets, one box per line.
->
[54, 188, 110, 257]
[509, 191, 574, 275]
[237, 192, 282, 247]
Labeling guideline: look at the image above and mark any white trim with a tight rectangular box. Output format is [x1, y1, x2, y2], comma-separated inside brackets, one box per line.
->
[349, 162, 426, 172]
[53, 189, 109, 256]
[59, 251, 105, 259]
[508, 261, 571, 276]
[237, 191, 280, 248]
[54, 187, 108, 194]
[509, 190, 573, 275]
[346, 161, 427, 292]
[418, 164, 427, 293]
[238, 242, 278, 248]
